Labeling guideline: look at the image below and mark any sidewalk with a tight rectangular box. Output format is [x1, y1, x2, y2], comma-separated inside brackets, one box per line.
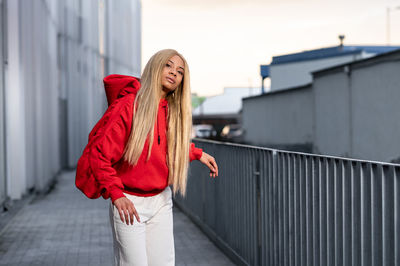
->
[0, 171, 234, 266]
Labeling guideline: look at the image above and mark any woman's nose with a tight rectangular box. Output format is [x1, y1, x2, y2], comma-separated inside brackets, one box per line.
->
[169, 69, 177, 76]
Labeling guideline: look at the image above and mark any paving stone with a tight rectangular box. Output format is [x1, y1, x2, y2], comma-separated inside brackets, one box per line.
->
[0, 170, 235, 266]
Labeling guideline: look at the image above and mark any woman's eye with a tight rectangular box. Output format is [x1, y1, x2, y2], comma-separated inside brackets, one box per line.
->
[166, 63, 171, 67]
[178, 71, 183, 75]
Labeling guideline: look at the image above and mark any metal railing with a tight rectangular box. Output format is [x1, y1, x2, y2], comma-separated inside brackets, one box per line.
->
[174, 139, 400, 266]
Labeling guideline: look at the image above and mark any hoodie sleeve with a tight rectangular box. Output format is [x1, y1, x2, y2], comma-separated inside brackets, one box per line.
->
[88, 95, 134, 203]
[189, 142, 203, 162]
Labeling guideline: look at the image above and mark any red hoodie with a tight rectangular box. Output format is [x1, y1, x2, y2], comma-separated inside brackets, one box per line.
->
[78, 74, 203, 203]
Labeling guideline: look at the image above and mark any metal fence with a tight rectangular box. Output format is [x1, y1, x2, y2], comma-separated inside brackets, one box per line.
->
[174, 139, 400, 266]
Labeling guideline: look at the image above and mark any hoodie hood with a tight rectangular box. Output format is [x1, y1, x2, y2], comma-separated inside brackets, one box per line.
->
[103, 74, 141, 106]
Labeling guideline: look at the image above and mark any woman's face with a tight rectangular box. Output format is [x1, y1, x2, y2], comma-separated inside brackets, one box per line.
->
[161, 55, 184, 97]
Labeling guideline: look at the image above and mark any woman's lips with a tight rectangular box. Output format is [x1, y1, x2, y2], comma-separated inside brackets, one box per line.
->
[166, 77, 175, 84]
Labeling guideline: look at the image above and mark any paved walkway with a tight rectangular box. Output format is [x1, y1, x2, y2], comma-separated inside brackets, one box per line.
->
[0, 171, 235, 266]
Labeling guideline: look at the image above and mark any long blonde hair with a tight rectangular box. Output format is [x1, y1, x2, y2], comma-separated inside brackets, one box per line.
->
[123, 49, 192, 196]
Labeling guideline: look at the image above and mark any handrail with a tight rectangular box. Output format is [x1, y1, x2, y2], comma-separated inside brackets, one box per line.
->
[175, 139, 400, 266]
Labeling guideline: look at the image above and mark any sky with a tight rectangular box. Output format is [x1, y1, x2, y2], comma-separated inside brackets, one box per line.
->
[141, 0, 400, 96]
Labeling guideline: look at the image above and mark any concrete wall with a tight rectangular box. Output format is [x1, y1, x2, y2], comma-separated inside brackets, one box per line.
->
[313, 53, 400, 162]
[313, 71, 351, 157]
[242, 85, 313, 151]
[270, 54, 364, 90]
[1, 0, 141, 203]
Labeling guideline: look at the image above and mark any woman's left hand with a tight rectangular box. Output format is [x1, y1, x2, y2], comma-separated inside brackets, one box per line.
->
[199, 152, 219, 178]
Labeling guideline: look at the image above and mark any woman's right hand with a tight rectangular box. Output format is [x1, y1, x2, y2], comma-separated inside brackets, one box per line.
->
[113, 197, 141, 225]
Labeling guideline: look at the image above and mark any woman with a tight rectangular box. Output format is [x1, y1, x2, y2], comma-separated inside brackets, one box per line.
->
[77, 49, 218, 265]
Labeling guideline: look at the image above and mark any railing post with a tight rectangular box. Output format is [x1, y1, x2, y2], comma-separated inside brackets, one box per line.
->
[272, 150, 278, 265]
[255, 152, 261, 266]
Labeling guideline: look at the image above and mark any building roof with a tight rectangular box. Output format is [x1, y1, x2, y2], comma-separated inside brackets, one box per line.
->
[251, 48, 400, 102]
[193, 87, 261, 116]
[312, 47, 400, 77]
[243, 83, 312, 101]
[270, 45, 400, 65]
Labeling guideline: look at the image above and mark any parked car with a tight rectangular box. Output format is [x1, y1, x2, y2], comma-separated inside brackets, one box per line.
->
[221, 124, 244, 142]
[193, 124, 216, 139]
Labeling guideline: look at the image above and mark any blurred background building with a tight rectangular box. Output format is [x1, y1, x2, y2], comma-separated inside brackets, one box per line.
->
[0, 0, 141, 207]
[260, 39, 400, 92]
[244, 43, 400, 163]
[192, 86, 261, 141]
[191, 36, 400, 164]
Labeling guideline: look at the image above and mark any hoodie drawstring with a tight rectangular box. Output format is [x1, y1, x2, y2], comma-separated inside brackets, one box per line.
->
[157, 105, 167, 145]
[157, 104, 167, 145]
[157, 115, 160, 145]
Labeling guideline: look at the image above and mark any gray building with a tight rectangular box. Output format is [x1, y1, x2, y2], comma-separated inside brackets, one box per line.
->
[0, 0, 141, 206]
[244, 49, 400, 163]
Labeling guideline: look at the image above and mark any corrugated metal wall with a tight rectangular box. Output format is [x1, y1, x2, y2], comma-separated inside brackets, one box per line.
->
[65, 0, 142, 167]
[242, 84, 313, 151]
[0, 0, 6, 205]
[19, 0, 60, 192]
[0, 0, 141, 204]
[175, 139, 400, 266]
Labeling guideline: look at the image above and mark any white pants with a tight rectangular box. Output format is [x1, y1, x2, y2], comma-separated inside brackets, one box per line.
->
[109, 186, 175, 266]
